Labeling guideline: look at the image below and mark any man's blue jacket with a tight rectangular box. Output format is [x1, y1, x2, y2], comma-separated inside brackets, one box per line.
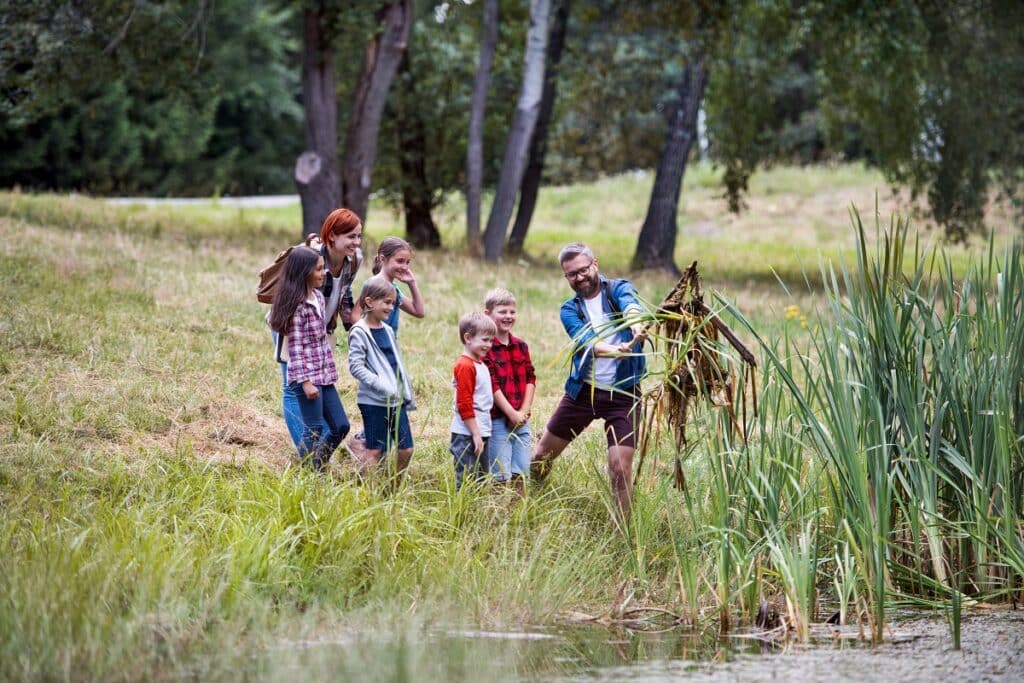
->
[559, 276, 647, 400]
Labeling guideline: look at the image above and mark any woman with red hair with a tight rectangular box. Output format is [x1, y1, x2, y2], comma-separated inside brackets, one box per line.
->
[317, 208, 364, 335]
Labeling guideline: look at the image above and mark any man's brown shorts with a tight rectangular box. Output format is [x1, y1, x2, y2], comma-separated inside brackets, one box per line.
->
[545, 383, 639, 449]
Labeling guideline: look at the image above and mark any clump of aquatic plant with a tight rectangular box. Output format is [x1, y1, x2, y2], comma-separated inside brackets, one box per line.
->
[634, 261, 758, 490]
[732, 210, 1023, 641]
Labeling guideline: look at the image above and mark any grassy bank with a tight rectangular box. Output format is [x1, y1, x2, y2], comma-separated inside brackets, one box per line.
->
[1, 165, 1021, 679]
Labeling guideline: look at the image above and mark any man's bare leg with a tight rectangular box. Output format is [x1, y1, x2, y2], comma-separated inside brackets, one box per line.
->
[529, 430, 571, 482]
[607, 445, 634, 528]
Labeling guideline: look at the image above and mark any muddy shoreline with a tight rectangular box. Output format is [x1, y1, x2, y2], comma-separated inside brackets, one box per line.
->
[559, 608, 1024, 682]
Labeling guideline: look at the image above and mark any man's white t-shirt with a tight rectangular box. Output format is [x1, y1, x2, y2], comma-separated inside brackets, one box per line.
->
[584, 294, 617, 388]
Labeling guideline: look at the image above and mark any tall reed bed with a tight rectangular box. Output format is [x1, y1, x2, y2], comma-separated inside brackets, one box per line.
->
[682, 212, 1023, 641]
[812, 214, 1023, 600]
[634, 211, 1021, 644]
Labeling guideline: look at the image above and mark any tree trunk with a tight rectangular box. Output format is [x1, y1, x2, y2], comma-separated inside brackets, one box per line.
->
[507, 0, 569, 257]
[341, 0, 413, 225]
[466, 0, 498, 258]
[396, 55, 441, 249]
[482, 0, 550, 263]
[632, 55, 708, 274]
[295, 5, 339, 240]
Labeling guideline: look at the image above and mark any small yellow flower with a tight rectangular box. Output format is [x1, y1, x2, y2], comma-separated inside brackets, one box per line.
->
[784, 304, 800, 320]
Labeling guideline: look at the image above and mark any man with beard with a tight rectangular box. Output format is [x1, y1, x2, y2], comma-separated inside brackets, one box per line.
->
[530, 242, 648, 526]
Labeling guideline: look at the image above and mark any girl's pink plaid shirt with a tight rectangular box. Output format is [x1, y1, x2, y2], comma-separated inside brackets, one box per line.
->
[285, 289, 338, 386]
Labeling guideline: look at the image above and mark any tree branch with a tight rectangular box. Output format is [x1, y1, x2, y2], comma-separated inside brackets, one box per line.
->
[103, 0, 143, 55]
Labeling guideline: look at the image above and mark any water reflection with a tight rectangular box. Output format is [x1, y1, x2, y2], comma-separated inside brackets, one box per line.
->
[491, 624, 772, 680]
[233, 610, 1023, 681]
[253, 623, 794, 682]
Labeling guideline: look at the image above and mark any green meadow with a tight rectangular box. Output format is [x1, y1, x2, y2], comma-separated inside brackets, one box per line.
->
[1, 164, 1021, 680]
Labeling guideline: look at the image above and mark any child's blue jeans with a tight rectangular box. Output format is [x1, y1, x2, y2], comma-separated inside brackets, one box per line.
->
[272, 331, 328, 447]
[487, 417, 532, 482]
[288, 382, 350, 467]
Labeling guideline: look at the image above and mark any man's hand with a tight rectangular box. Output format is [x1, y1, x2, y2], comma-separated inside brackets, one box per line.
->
[473, 434, 485, 456]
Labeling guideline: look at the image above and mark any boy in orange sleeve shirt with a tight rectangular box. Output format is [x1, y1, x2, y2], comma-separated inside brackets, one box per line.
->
[449, 312, 497, 488]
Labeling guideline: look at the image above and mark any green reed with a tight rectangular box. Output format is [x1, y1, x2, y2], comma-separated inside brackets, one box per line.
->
[725, 209, 1022, 641]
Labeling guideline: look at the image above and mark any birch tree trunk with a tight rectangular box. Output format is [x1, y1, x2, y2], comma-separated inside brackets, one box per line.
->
[632, 55, 708, 274]
[482, 0, 550, 263]
[466, 0, 498, 257]
[341, 0, 413, 224]
[295, 4, 339, 240]
[507, 0, 569, 257]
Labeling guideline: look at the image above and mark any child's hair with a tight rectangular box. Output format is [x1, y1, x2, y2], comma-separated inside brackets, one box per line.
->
[359, 275, 396, 311]
[268, 246, 321, 334]
[458, 312, 497, 342]
[484, 287, 516, 311]
[320, 208, 362, 245]
[372, 236, 413, 275]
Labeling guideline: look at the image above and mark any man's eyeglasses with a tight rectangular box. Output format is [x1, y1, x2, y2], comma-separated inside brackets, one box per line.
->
[563, 261, 594, 280]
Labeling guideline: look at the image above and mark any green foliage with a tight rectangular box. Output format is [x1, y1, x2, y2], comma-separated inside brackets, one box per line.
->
[372, 1, 523, 211]
[0, 0, 301, 195]
[704, 0, 795, 212]
[560, 1, 838, 213]
[812, 0, 1024, 241]
[544, 9, 681, 183]
[735, 211, 1023, 636]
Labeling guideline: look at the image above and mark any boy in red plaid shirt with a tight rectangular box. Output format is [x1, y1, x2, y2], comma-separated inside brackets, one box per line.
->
[482, 288, 536, 495]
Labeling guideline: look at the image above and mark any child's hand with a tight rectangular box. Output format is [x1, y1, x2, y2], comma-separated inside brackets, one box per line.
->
[473, 434, 484, 456]
[510, 410, 527, 428]
[302, 381, 319, 400]
[394, 267, 416, 285]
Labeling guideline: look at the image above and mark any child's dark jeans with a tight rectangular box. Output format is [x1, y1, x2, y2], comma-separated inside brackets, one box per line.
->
[450, 433, 490, 489]
[289, 383, 350, 469]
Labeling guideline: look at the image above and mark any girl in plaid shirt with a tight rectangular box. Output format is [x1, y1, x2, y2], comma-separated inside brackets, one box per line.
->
[268, 246, 350, 470]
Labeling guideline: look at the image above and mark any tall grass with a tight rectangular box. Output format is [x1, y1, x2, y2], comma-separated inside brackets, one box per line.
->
[0, 449, 620, 679]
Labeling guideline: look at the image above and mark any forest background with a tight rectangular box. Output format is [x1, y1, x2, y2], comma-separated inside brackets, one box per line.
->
[2, 0, 1022, 259]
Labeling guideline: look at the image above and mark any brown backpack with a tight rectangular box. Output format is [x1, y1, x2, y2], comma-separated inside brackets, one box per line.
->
[256, 235, 321, 304]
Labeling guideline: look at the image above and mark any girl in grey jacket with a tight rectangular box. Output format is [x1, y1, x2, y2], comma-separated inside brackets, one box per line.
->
[348, 276, 416, 480]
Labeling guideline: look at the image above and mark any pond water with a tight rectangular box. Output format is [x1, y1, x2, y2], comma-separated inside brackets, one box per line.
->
[250, 609, 1023, 682]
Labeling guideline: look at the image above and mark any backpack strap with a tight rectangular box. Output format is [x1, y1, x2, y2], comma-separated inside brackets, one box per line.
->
[604, 279, 622, 315]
